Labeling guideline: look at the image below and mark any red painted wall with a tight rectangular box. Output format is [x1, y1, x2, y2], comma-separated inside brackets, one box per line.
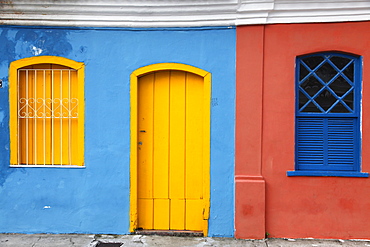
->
[236, 21, 370, 239]
[235, 25, 266, 239]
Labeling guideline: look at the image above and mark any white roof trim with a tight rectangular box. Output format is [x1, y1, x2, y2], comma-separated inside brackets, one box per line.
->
[0, 0, 370, 27]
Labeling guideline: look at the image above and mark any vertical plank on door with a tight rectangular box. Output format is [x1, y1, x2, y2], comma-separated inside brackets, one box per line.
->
[154, 199, 170, 230]
[185, 73, 203, 198]
[186, 199, 204, 231]
[138, 74, 154, 199]
[137, 73, 155, 229]
[170, 199, 185, 230]
[169, 71, 186, 230]
[185, 72, 204, 230]
[153, 71, 170, 229]
[138, 198, 154, 229]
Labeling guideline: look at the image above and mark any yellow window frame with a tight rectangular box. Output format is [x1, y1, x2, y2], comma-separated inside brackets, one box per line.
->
[9, 56, 85, 167]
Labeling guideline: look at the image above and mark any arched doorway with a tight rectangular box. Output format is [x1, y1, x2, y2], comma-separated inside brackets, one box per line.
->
[130, 63, 211, 236]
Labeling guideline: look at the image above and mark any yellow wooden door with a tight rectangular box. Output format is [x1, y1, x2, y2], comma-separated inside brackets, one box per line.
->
[137, 70, 206, 232]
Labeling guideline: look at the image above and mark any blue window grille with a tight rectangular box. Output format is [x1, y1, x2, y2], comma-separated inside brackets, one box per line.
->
[287, 52, 368, 177]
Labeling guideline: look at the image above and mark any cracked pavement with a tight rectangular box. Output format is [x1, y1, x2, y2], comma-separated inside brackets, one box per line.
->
[1, 234, 370, 246]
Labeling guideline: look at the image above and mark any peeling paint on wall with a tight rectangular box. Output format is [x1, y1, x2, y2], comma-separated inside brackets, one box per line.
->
[0, 30, 15, 65]
[0, 29, 72, 64]
[31, 46, 43, 56]
[15, 30, 72, 57]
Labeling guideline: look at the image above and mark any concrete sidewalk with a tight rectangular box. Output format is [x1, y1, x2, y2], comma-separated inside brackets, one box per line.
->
[1, 234, 370, 247]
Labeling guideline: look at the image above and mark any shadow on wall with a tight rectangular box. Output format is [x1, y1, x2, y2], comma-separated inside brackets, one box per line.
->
[0, 28, 72, 186]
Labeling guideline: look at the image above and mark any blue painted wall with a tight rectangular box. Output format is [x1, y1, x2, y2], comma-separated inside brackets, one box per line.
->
[0, 26, 235, 237]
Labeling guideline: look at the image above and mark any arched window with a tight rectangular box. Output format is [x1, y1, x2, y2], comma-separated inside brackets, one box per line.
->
[288, 52, 367, 177]
[9, 56, 84, 167]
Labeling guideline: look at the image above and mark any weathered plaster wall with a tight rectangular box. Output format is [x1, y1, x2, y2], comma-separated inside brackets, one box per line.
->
[0, 26, 235, 237]
[236, 21, 370, 239]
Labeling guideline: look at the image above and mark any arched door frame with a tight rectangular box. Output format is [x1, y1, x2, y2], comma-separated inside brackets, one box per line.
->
[129, 63, 211, 235]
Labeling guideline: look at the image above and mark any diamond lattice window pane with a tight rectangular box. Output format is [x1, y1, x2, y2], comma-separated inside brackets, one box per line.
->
[299, 91, 309, 109]
[300, 77, 323, 97]
[331, 102, 350, 113]
[343, 63, 354, 81]
[301, 102, 322, 113]
[329, 76, 351, 97]
[302, 56, 324, 70]
[316, 63, 337, 83]
[299, 63, 310, 80]
[330, 56, 351, 69]
[343, 91, 354, 110]
[314, 90, 337, 111]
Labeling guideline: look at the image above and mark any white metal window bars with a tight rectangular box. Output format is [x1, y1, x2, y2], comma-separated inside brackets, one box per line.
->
[17, 68, 78, 166]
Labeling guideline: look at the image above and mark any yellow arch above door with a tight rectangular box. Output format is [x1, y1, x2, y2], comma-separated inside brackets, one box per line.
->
[130, 63, 211, 236]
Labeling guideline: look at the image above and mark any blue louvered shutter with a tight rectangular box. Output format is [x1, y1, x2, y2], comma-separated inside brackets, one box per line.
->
[297, 118, 324, 170]
[327, 118, 357, 170]
[297, 117, 358, 171]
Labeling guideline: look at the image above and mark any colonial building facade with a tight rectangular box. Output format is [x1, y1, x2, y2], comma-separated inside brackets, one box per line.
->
[1, 0, 370, 239]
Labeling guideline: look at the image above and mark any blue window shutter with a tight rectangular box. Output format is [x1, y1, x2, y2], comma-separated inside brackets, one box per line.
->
[327, 118, 357, 171]
[297, 117, 358, 171]
[297, 118, 325, 170]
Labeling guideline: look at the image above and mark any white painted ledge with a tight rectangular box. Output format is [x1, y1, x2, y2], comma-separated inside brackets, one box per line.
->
[0, 0, 370, 27]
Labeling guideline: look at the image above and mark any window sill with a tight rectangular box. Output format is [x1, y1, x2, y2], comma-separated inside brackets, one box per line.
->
[287, 171, 368, 177]
[10, 165, 85, 169]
